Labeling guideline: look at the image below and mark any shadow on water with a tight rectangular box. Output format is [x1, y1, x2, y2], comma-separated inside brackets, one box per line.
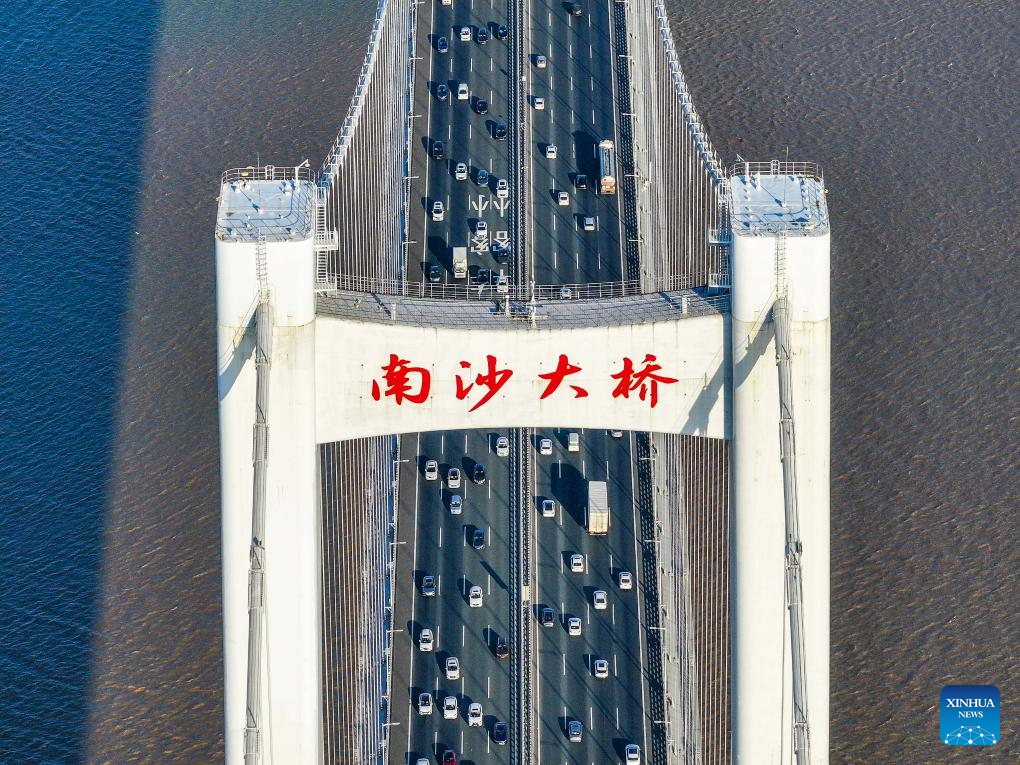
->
[0, 1, 162, 761]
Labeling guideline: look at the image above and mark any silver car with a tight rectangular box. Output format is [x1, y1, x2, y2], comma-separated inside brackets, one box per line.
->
[431, 200, 445, 221]
[625, 743, 641, 762]
[447, 467, 461, 488]
[544, 144, 557, 159]
[419, 628, 433, 652]
[457, 82, 470, 100]
[454, 162, 468, 180]
[443, 695, 458, 719]
[538, 438, 553, 455]
[445, 656, 460, 680]
[424, 459, 439, 480]
[418, 692, 433, 715]
[449, 494, 462, 514]
[569, 553, 584, 573]
[496, 178, 509, 198]
[593, 658, 609, 678]
[495, 436, 510, 457]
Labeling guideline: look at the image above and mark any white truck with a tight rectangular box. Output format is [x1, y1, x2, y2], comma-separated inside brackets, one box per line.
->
[452, 246, 468, 279]
[586, 480, 609, 535]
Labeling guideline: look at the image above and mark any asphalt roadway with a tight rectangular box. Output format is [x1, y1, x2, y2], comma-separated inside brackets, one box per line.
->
[395, 0, 651, 762]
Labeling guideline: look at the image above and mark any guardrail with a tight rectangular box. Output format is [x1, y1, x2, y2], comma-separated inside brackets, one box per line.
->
[727, 161, 823, 184]
[221, 165, 315, 185]
[319, 273, 714, 300]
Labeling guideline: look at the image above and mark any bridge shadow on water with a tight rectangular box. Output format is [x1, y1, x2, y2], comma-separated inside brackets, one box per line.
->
[1, 2, 162, 762]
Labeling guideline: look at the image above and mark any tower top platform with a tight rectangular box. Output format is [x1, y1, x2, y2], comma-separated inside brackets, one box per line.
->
[729, 162, 828, 236]
[215, 165, 315, 243]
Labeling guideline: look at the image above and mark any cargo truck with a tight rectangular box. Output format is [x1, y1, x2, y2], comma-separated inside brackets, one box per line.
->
[452, 246, 468, 279]
[586, 480, 609, 535]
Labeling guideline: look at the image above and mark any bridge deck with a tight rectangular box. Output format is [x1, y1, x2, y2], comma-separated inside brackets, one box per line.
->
[316, 289, 727, 329]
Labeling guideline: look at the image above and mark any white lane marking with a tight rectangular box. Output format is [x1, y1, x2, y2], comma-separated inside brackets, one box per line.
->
[562, 653, 566, 675]
[590, 75, 594, 91]
[571, 109, 575, 125]
[464, 432, 468, 450]
[448, 124, 452, 139]
[487, 674, 491, 697]
[490, 57, 493, 71]
[616, 706, 620, 729]
[611, 603, 616, 625]
[575, 251, 580, 268]
[570, 75, 574, 92]
[548, 11, 551, 24]
[609, 553, 614, 571]
[569, 43, 573, 56]
[462, 624, 466, 646]
[589, 706, 594, 729]
[598, 251, 602, 270]
[582, 459, 586, 478]
[589, 43, 593, 58]
[470, 57, 473, 72]
[487, 573, 491, 595]
[553, 250, 558, 269]
[405, 434, 423, 751]
[441, 434, 445, 453]
[469, 124, 472, 139]
[586, 604, 590, 624]
[552, 215, 557, 231]
[592, 108, 596, 124]
[613, 653, 618, 676]
[560, 555, 564, 574]
[439, 526, 443, 548]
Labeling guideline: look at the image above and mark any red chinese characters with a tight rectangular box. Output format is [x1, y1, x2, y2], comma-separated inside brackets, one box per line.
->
[455, 355, 514, 412]
[370, 354, 431, 405]
[538, 354, 589, 399]
[370, 352, 677, 408]
[610, 354, 678, 408]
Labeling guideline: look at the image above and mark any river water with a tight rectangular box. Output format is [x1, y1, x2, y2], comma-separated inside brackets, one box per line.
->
[2, 0, 1015, 762]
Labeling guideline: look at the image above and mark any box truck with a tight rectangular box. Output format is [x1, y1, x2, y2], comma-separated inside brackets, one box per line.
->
[586, 480, 609, 535]
[452, 246, 468, 279]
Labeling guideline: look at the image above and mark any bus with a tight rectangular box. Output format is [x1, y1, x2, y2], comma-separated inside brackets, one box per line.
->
[597, 139, 616, 194]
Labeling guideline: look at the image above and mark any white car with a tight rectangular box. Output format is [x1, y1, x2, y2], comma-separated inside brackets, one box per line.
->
[544, 144, 557, 159]
[475, 219, 488, 235]
[469, 585, 483, 607]
[457, 82, 469, 100]
[419, 692, 433, 715]
[454, 162, 468, 180]
[538, 438, 553, 455]
[533, 96, 545, 109]
[582, 215, 596, 231]
[443, 695, 458, 719]
[458, 26, 472, 41]
[450, 494, 462, 514]
[535, 54, 547, 68]
[541, 499, 555, 518]
[447, 467, 461, 488]
[593, 590, 607, 610]
[495, 436, 510, 457]
[445, 656, 460, 680]
[625, 743, 641, 762]
[610, 428, 624, 438]
[593, 658, 609, 678]
[568, 432, 580, 451]
[495, 178, 509, 198]
[425, 459, 439, 480]
[441, 0, 451, 5]
[431, 200, 444, 221]
[416, 760, 429, 765]
[618, 570, 633, 590]
[468, 702, 483, 726]
[567, 616, 582, 636]
[419, 628, 434, 652]
[569, 553, 584, 573]
[556, 190, 569, 206]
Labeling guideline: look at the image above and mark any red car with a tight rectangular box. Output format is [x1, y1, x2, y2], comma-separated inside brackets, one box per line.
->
[442, 751, 457, 765]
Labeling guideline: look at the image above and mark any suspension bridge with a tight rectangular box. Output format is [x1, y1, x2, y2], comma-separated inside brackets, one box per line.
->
[214, 0, 830, 762]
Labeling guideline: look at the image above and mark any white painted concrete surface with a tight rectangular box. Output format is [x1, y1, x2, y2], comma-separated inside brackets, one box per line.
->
[729, 194, 830, 763]
[314, 313, 730, 442]
[218, 230, 321, 764]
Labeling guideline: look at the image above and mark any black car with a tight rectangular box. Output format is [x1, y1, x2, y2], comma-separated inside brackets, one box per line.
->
[436, 83, 449, 101]
[541, 607, 555, 627]
[495, 636, 510, 659]
[472, 463, 486, 484]
[421, 574, 436, 596]
[474, 98, 488, 114]
[495, 24, 508, 40]
[575, 173, 588, 189]
[476, 168, 489, 186]
[472, 528, 486, 549]
[493, 122, 508, 140]
[493, 721, 508, 745]
[427, 263, 442, 283]
[431, 140, 445, 160]
[437, 35, 449, 53]
[476, 28, 489, 43]
[569, 3, 583, 16]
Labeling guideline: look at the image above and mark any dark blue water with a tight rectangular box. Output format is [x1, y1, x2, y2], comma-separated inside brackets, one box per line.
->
[2, 2, 160, 761]
[2, 0, 1016, 762]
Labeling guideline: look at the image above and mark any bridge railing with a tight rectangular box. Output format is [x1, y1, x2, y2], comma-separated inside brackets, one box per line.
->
[221, 165, 316, 185]
[321, 274, 718, 300]
[728, 161, 823, 184]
